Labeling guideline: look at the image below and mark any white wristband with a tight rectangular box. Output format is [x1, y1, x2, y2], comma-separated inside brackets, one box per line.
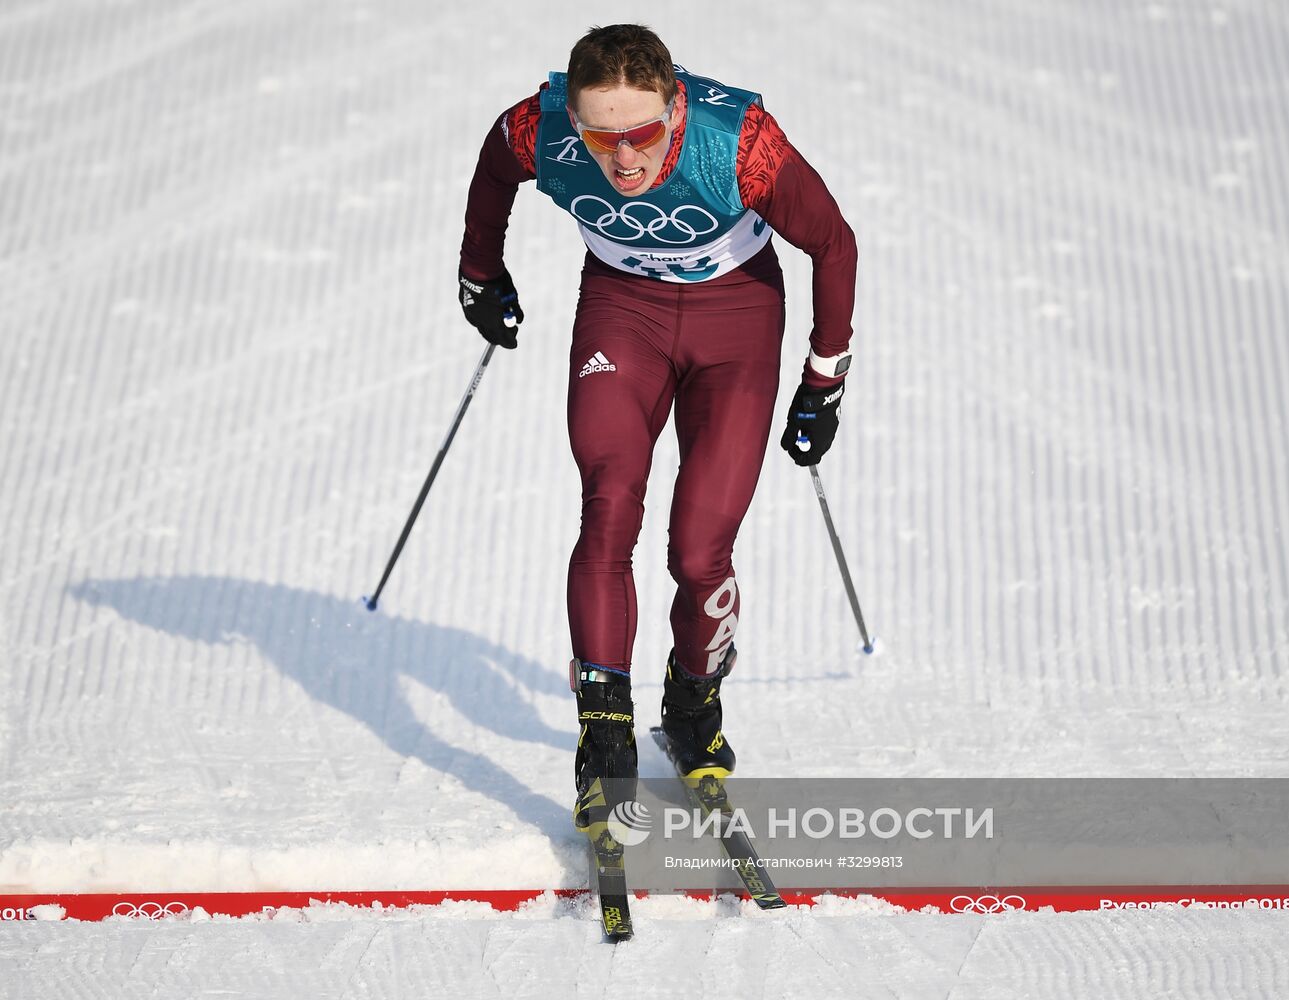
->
[808, 349, 853, 379]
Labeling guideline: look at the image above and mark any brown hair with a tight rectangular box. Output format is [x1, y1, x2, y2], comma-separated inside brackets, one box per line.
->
[567, 24, 678, 106]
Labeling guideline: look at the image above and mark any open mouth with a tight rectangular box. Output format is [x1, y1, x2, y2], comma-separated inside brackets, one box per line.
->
[615, 166, 646, 186]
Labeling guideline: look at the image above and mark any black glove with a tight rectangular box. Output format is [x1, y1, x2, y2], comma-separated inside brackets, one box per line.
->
[779, 380, 845, 466]
[458, 268, 524, 349]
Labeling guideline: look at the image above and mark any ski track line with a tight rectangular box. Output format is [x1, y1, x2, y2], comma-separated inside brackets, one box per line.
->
[1, 38, 481, 602]
[0, 195, 487, 599]
[0, 275, 479, 615]
[944, 918, 987, 1000]
[0, 0, 288, 132]
[976, 0, 1289, 200]
[340, 924, 383, 1000]
[0, 70, 457, 441]
[0, 275, 454, 521]
[0, 0, 428, 280]
[781, 0, 1289, 264]
[751, 1, 1289, 697]
[0, 307, 449, 601]
[848, 7, 1289, 313]
[856, 279, 1274, 698]
[845, 9, 1289, 695]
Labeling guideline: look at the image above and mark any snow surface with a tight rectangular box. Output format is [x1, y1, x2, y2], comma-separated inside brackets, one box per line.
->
[2, 0, 1288, 995]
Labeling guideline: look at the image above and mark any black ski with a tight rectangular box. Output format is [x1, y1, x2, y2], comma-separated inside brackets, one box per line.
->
[588, 830, 633, 940]
[578, 777, 634, 940]
[650, 726, 787, 910]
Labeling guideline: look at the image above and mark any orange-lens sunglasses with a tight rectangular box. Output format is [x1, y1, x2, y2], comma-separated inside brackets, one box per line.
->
[571, 98, 676, 155]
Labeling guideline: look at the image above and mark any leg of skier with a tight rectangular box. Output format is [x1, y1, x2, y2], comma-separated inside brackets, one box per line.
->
[661, 255, 786, 777]
[566, 262, 678, 831]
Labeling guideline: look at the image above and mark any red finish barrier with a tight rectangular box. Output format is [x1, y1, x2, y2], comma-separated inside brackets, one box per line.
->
[3, 886, 1287, 922]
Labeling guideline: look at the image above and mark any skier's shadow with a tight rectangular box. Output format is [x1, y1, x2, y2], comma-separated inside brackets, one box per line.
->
[69, 575, 572, 841]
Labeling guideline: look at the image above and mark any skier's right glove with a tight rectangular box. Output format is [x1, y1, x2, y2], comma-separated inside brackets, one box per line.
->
[458, 267, 524, 349]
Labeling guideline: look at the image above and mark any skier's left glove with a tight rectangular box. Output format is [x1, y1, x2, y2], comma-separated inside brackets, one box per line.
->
[779, 380, 845, 466]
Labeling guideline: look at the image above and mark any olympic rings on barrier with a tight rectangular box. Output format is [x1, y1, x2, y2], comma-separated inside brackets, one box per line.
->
[111, 901, 191, 920]
[948, 894, 1027, 914]
[570, 196, 720, 245]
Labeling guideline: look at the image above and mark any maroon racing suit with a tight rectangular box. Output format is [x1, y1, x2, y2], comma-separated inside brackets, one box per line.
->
[461, 82, 857, 676]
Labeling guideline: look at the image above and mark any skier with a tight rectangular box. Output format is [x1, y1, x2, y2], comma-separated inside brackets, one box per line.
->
[458, 24, 856, 836]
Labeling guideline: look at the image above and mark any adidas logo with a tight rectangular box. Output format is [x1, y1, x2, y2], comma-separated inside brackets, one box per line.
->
[579, 351, 617, 378]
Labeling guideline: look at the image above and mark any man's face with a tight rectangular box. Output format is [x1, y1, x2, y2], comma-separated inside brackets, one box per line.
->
[569, 84, 685, 197]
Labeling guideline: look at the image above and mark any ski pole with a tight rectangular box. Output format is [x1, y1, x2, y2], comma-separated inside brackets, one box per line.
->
[808, 464, 875, 653]
[364, 342, 497, 611]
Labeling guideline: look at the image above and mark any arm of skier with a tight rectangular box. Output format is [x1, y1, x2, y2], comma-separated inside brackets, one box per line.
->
[458, 92, 541, 348]
[738, 105, 858, 463]
[738, 104, 857, 387]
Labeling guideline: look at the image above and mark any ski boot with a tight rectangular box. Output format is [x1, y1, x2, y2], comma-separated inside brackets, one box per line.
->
[659, 645, 737, 781]
[570, 660, 638, 848]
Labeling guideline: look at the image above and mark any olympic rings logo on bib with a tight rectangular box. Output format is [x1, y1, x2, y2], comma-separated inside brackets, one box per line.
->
[570, 196, 721, 245]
